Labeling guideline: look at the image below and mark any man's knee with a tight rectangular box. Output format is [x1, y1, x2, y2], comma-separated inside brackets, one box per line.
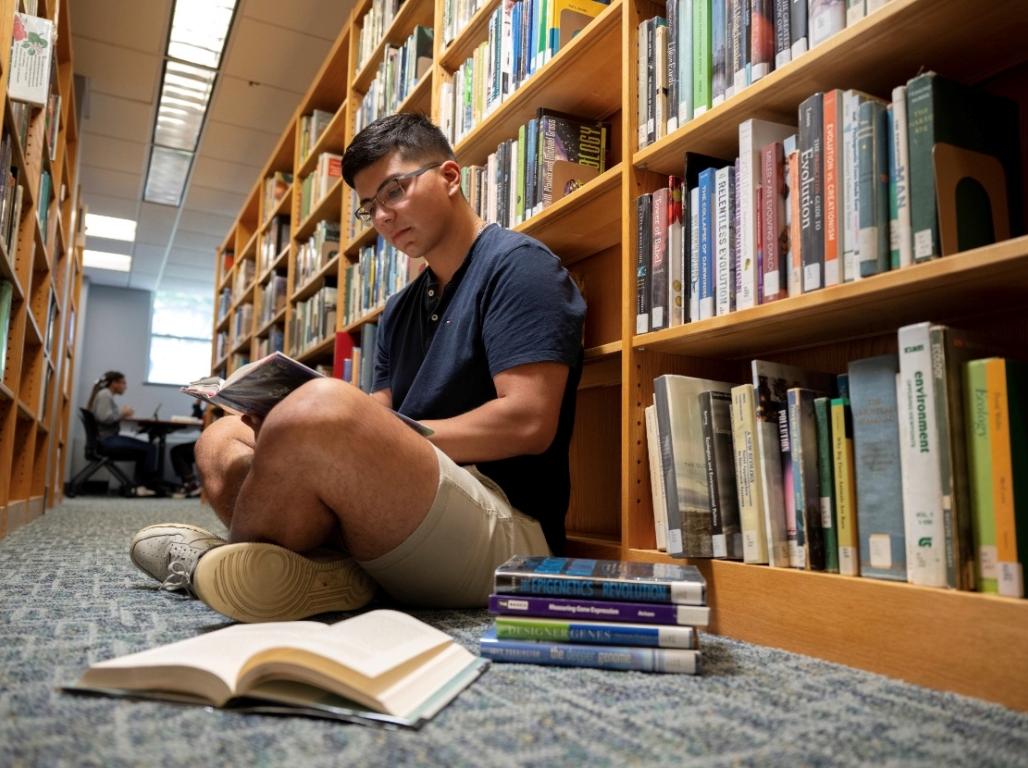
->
[262, 378, 368, 439]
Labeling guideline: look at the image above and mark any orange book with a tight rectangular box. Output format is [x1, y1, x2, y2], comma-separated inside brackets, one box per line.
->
[985, 358, 1022, 597]
[822, 89, 843, 287]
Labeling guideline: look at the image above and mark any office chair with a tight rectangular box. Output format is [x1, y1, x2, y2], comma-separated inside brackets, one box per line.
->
[65, 408, 135, 497]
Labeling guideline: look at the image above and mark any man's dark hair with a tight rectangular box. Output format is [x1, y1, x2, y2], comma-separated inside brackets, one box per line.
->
[342, 113, 455, 188]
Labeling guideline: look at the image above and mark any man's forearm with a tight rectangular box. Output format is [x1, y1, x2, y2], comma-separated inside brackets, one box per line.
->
[421, 397, 554, 464]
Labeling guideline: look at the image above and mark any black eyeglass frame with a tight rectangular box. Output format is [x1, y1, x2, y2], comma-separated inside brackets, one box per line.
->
[352, 162, 444, 224]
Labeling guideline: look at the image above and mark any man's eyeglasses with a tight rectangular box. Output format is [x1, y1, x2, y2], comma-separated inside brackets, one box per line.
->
[353, 162, 442, 224]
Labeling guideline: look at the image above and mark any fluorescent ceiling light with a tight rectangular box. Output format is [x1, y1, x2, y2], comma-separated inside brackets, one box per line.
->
[144, 146, 193, 206]
[84, 250, 133, 271]
[168, 0, 236, 69]
[143, 0, 237, 206]
[85, 213, 137, 242]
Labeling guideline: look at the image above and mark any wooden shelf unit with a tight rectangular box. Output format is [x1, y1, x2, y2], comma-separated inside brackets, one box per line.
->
[209, 0, 1028, 711]
[1, 0, 83, 533]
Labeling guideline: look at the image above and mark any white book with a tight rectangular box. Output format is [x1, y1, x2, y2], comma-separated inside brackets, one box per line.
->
[810, 0, 844, 46]
[845, 0, 865, 25]
[897, 322, 947, 587]
[738, 118, 796, 309]
[645, 404, 669, 551]
[638, 21, 648, 148]
[486, 152, 498, 224]
[732, 384, 770, 564]
[689, 186, 701, 322]
[890, 85, 913, 269]
[866, 0, 888, 10]
[655, 24, 669, 140]
[714, 166, 735, 316]
[71, 610, 484, 727]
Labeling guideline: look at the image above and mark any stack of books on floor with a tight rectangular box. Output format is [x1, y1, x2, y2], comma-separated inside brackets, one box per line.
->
[479, 556, 710, 674]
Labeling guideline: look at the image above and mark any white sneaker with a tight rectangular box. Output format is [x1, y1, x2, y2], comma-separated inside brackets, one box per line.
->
[130, 523, 226, 592]
[133, 486, 157, 497]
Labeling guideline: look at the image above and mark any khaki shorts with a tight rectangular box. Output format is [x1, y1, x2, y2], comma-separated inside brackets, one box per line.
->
[357, 444, 550, 607]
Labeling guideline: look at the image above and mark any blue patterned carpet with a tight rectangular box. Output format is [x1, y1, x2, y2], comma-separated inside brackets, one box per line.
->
[1, 497, 1027, 767]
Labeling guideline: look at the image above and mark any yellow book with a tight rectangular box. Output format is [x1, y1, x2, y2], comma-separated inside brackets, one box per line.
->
[832, 397, 859, 576]
[985, 358, 1022, 597]
[548, 0, 606, 57]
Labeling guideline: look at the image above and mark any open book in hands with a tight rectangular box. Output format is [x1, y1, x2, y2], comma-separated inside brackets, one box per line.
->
[67, 610, 488, 729]
[181, 351, 432, 435]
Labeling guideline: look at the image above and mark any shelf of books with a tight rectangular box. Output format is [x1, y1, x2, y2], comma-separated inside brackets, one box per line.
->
[209, 0, 1028, 711]
[0, 0, 82, 535]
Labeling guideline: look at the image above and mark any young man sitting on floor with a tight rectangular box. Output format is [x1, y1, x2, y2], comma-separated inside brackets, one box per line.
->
[129, 114, 586, 622]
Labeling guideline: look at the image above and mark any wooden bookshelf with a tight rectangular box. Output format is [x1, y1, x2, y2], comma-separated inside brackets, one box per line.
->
[0, 0, 83, 532]
[209, 0, 1028, 712]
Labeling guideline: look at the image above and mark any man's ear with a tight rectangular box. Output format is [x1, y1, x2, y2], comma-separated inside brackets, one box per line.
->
[441, 160, 462, 197]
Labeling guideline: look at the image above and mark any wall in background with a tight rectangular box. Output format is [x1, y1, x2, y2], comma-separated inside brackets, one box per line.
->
[67, 281, 202, 483]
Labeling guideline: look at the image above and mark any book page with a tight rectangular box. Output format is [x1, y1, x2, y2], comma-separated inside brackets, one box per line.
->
[78, 621, 328, 705]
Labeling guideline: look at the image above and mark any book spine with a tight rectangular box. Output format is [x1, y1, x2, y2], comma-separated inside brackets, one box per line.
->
[798, 92, 824, 292]
[846, 0, 865, 25]
[635, 193, 652, 334]
[737, 119, 759, 309]
[831, 397, 859, 575]
[711, 0, 727, 107]
[712, 389, 743, 560]
[1006, 362, 1028, 599]
[850, 354, 906, 581]
[749, 0, 773, 81]
[645, 404, 669, 551]
[732, 384, 769, 563]
[654, 377, 685, 556]
[986, 359, 1024, 598]
[714, 165, 735, 316]
[701, 391, 726, 557]
[890, 84, 913, 268]
[733, 0, 750, 92]
[857, 99, 890, 277]
[758, 408, 790, 568]
[929, 326, 962, 589]
[689, 186, 701, 322]
[897, 322, 947, 587]
[698, 168, 716, 319]
[494, 617, 698, 648]
[789, 0, 807, 58]
[655, 22, 669, 139]
[810, 0, 843, 46]
[905, 72, 939, 262]
[693, 0, 712, 117]
[678, 0, 695, 124]
[480, 636, 702, 674]
[780, 402, 801, 568]
[786, 141, 802, 297]
[773, 0, 791, 68]
[760, 141, 786, 302]
[822, 89, 842, 286]
[965, 359, 997, 593]
[493, 573, 693, 604]
[814, 396, 839, 572]
[489, 594, 712, 626]
[651, 186, 670, 330]
[841, 90, 863, 282]
[667, 0, 679, 132]
[669, 179, 686, 326]
[638, 20, 648, 148]
[790, 388, 825, 570]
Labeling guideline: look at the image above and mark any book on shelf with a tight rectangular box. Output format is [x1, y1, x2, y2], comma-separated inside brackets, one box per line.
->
[493, 556, 707, 605]
[489, 594, 711, 627]
[180, 351, 432, 436]
[67, 610, 488, 729]
[8, 13, 54, 107]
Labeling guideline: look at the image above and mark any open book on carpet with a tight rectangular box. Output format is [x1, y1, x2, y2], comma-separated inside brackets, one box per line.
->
[67, 610, 487, 729]
[181, 351, 431, 435]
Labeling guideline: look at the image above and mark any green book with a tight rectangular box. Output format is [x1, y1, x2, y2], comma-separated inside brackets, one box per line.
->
[965, 359, 996, 593]
[815, 396, 839, 573]
[692, 0, 711, 115]
[0, 279, 12, 380]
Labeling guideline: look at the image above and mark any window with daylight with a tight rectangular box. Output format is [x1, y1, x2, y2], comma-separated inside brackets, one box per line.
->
[147, 290, 213, 385]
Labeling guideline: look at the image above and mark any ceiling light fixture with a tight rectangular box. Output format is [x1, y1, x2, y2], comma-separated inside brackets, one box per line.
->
[84, 250, 133, 271]
[84, 213, 137, 242]
[143, 0, 238, 206]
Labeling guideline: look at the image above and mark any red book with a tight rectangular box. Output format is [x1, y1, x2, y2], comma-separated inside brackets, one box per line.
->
[332, 331, 355, 379]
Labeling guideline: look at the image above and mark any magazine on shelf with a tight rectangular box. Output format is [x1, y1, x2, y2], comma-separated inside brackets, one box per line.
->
[181, 351, 432, 435]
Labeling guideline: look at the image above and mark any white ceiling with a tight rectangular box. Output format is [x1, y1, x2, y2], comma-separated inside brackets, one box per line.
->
[71, 0, 356, 294]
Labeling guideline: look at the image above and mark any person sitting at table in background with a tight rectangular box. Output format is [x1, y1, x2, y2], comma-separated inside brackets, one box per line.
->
[86, 370, 161, 497]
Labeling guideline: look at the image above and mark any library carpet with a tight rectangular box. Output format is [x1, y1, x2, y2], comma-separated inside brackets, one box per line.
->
[1, 499, 1026, 768]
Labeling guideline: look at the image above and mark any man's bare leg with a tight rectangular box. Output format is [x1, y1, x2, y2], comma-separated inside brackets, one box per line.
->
[194, 416, 257, 529]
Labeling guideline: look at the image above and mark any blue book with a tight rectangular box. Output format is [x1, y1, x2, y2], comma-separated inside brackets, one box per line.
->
[493, 556, 707, 605]
[479, 628, 702, 673]
[849, 353, 907, 581]
[698, 167, 716, 319]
